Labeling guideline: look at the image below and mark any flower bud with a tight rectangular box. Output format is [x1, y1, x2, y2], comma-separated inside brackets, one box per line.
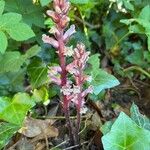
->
[42, 34, 59, 48]
[47, 10, 59, 23]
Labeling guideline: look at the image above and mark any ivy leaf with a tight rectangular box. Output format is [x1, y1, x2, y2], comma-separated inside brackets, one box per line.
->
[0, 93, 35, 125]
[0, 31, 7, 54]
[130, 103, 150, 131]
[6, 23, 35, 41]
[87, 55, 120, 95]
[102, 112, 150, 150]
[87, 54, 100, 70]
[91, 69, 120, 95]
[27, 57, 48, 88]
[0, 122, 20, 150]
[0, 51, 25, 73]
[32, 86, 49, 103]
[0, 0, 5, 15]
[125, 49, 144, 66]
[139, 5, 150, 22]
[100, 121, 113, 135]
[121, 0, 134, 11]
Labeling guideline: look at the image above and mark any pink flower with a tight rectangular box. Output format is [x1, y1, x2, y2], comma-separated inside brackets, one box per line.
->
[81, 86, 93, 98]
[42, 34, 59, 48]
[66, 62, 79, 75]
[49, 26, 60, 37]
[63, 25, 76, 41]
[48, 66, 62, 85]
[46, 10, 59, 23]
[50, 76, 61, 85]
[48, 66, 62, 75]
[61, 83, 73, 96]
[64, 46, 74, 56]
[59, 15, 70, 28]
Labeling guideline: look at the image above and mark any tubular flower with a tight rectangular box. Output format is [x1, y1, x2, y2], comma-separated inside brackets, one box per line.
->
[48, 66, 62, 85]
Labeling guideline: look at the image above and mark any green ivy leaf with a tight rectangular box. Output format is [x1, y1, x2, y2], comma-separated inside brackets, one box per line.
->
[32, 86, 49, 103]
[130, 103, 150, 131]
[121, 0, 134, 11]
[91, 69, 120, 95]
[0, 31, 7, 54]
[27, 57, 48, 88]
[102, 112, 150, 150]
[125, 49, 144, 66]
[120, 5, 150, 51]
[87, 55, 120, 95]
[100, 121, 113, 135]
[0, 93, 35, 125]
[6, 23, 35, 41]
[87, 54, 100, 70]
[139, 5, 150, 22]
[0, 51, 25, 73]
[0, 122, 20, 150]
[0, 0, 5, 15]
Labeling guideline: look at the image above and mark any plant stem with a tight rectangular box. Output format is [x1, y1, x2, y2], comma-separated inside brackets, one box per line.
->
[124, 66, 150, 78]
[57, 28, 75, 146]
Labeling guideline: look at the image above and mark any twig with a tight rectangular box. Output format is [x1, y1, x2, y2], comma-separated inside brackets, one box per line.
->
[50, 140, 69, 150]
[74, 15, 100, 29]
[63, 141, 88, 150]
[124, 66, 150, 78]
[37, 115, 88, 120]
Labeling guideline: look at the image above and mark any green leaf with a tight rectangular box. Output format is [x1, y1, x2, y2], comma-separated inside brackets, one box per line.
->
[0, 122, 20, 149]
[32, 86, 49, 103]
[0, 93, 35, 125]
[0, 13, 22, 27]
[91, 69, 120, 95]
[6, 23, 35, 41]
[122, 0, 134, 11]
[24, 45, 41, 59]
[125, 49, 144, 66]
[130, 103, 150, 131]
[40, 0, 52, 6]
[0, 31, 7, 54]
[0, 0, 5, 15]
[102, 112, 150, 150]
[70, 0, 89, 4]
[27, 57, 48, 88]
[88, 54, 100, 70]
[100, 121, 113, 135]
[139, 5, 150, 22]
[0, 51, 25, 73]
[5, 0, 44, 28]
[0, 69, 25, 96]
[87, 55, 120, 95]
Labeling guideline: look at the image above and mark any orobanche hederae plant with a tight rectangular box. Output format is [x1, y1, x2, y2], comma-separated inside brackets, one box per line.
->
[42, 0, 119, 147]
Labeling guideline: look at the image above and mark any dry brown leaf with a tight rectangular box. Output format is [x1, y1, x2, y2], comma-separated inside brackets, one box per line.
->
[19, 118, 58, 138]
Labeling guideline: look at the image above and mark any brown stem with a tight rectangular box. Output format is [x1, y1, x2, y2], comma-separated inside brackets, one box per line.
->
[57, 29, 75, 146]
